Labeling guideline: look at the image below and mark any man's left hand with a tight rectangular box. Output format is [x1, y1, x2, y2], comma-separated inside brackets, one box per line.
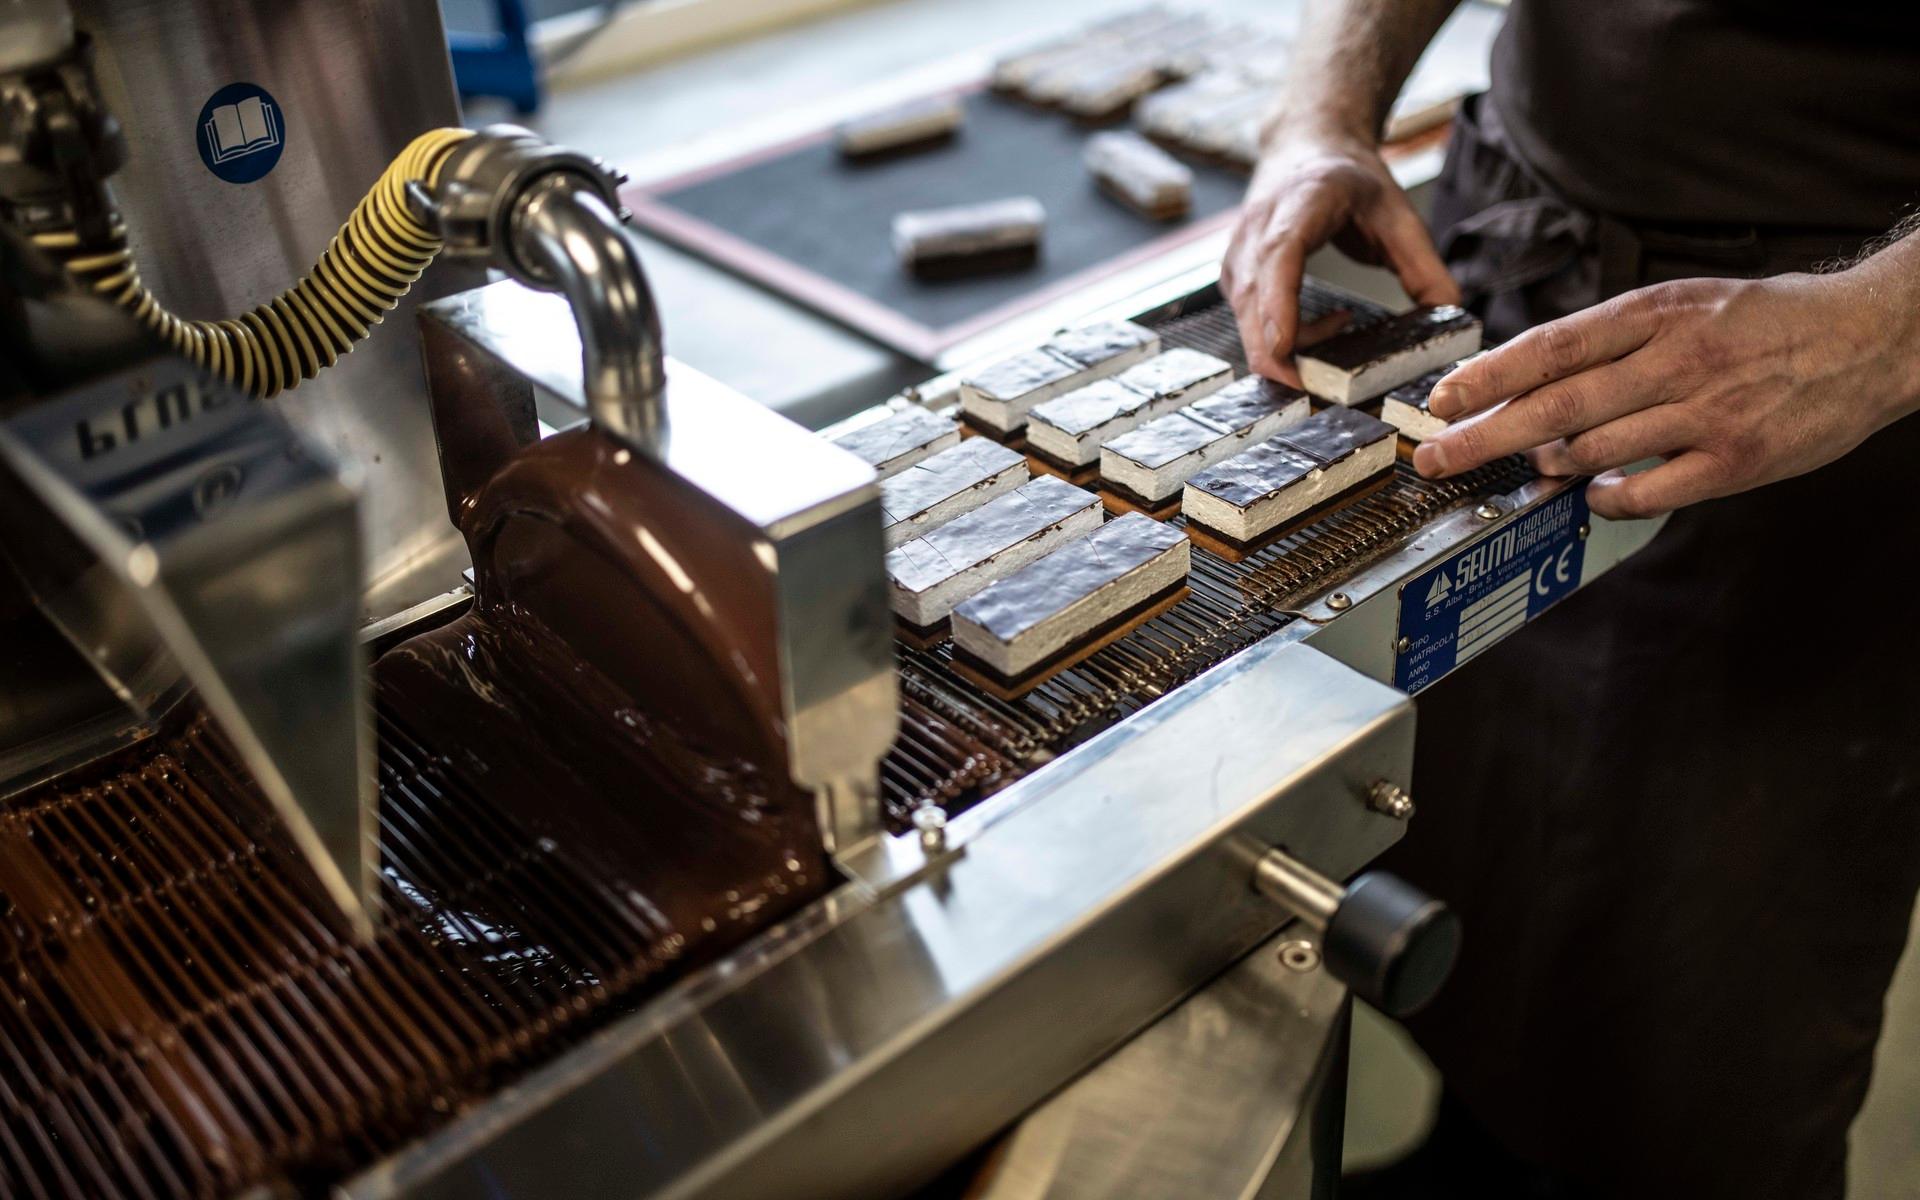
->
[1411, 270, 1920, 519]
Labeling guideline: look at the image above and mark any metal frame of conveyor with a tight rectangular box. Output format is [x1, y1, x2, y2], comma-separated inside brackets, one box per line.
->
[341, 273, 1665, 1199]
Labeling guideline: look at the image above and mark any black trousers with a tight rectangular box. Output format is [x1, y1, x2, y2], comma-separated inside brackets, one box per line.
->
[1379, 94, 1920, 1199]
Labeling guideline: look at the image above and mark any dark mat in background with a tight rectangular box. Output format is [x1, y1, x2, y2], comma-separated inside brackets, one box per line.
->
[623, 86, 1252, 361]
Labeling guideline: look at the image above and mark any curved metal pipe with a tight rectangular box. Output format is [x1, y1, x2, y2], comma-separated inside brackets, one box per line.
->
[512, 173, 667, 451]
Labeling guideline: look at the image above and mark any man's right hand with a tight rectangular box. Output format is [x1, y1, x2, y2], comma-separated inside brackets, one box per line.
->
[1223, 126, 1461, 383]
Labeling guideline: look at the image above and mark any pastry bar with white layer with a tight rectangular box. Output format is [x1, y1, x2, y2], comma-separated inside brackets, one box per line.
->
[1040, 318, 1160, 375]
[878, 439, 1029, 549]
[953, 513, 1190, 678]
[958, 347, 1088, 434]
[1111, 346, 1234, 407]
[1023, 346, 1233, 467]
[836, 96, 965, 157]
[1024, 378, 1173, 469]
[1380, 365, 1460, 443]
[1183, 406, 1397, 543]
[959, 320, 1160, 434]
[886, 474, 1103, 627]
[1058, 49, 1166, 120]
[993, 8, 1178, 97]
[1084, 130, 1194, 219]
[1101, 376, 1310, 505]
[892, 196, 1045, 270]
[829, 405, 960, 478]
[1296, 306, 1482, 405]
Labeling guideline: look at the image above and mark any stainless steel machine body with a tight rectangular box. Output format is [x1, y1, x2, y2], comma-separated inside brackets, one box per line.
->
[333, 280, 1665, 1200]
[0, 2, 1673, 1195]
[67, 0, 477, 619]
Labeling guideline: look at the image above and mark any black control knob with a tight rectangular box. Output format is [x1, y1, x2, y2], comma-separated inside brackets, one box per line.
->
[1248, 845, 1461, 1017]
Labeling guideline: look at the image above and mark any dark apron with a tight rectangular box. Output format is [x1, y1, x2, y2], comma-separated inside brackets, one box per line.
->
[1383, 94, 1920, 1199]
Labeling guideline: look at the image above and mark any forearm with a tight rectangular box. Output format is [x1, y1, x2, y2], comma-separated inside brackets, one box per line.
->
[1269, 0, 1461, 146]
[1832, 223, 1920, 429]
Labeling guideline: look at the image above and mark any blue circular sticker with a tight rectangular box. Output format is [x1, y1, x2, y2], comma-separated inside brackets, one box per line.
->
[196, 82, 285, 184]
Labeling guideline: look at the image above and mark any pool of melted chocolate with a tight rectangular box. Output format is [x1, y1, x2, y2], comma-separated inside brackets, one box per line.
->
[376, 422, 830, 991]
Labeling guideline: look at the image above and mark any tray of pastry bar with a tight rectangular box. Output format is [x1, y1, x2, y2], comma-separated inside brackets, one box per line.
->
[621, 6, 1460, 362]
[820, 279, 1514, 833]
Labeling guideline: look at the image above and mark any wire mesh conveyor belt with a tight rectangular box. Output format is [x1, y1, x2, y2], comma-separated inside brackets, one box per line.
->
[878, 292, 1530, 828]
[0, 709, 690, 1198]
[0, 290, 1527, 1197]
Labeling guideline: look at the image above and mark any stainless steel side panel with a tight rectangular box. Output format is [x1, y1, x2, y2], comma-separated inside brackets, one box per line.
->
[343, 640, 1415, 1200]
[974, 929, 1351, 1200]
[71, 0, 478, 619]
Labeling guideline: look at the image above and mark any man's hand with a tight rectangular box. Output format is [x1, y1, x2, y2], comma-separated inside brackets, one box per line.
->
[1223, 128, 1460, 383]
[1412, 267, 1920, 519]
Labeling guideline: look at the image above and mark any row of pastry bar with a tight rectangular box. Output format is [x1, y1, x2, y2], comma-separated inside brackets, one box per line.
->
[830, 408, 1187, 687]
[822, 306, 1482, 684]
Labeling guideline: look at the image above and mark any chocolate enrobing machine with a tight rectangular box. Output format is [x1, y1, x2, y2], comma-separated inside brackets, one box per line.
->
[0, 3, 1664, 1197]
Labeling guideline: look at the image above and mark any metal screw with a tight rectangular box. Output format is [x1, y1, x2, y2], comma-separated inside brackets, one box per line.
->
[1475, 501, 1504, 520]
[1395, 635, 1411, 654]
[1578, 522, 1591, 540]
[913, 805, 948, 850]
[1368, 780, 1415, 821]
[1327, 591, 1353, 611]
[1279, 940, 1321, 972]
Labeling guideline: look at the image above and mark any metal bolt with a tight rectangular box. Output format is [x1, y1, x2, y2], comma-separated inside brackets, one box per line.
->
[1578, 522, 1591, 540]
[1327, 591, 1353, 611]
[1475, 501, 1503, 520]
[913, 805, 948, 850]
[1368, 780, 1415, 821]
[1395, 635, 1411, 654]
[1278, 939, 1321, 972]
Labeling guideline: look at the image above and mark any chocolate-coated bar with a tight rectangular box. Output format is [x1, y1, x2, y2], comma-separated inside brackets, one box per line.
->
[1101, 375, 1310, 504]
[959, 347, 1090, 434]
[953, 513, 1189, 676]
[830, 405, 961, 478]
[886, 474, 1103, 626]
[1084, 130, 1194, 219]
[1041, 319, 1161, 375]
[1296, 306, 1482, 405]
[1380, 365, 1461, 443]
[879, 438, 1029, 549]
[837, 96, 965, 157]
[892, 196, 1045, 272]
[1183, 406, 1396, 541]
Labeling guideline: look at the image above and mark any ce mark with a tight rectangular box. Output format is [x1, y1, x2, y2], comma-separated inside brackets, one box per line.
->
[1534, 544, 1576, 597]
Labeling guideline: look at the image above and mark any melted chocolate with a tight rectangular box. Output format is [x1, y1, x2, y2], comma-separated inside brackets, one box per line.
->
[375, 425, 828, 986]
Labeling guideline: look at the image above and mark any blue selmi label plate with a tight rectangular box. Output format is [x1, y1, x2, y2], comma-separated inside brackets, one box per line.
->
[1393, 487, 1589, 694]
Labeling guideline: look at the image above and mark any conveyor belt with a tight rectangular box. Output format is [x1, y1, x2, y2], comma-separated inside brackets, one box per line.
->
[0, 710, 680, 1199]
[879, 292, 1528, 827]
[0, 290, 1525, 1198]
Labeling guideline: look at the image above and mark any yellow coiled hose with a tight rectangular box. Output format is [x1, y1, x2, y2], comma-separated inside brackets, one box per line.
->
[32, 126, 474, 399]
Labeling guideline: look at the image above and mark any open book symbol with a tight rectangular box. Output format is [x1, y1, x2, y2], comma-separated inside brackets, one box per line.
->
[204, 96, 280, 164]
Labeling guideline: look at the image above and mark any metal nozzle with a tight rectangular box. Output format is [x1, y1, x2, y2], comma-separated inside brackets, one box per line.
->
[425, 125, 665, 452]
[511, 173, 666, 450]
